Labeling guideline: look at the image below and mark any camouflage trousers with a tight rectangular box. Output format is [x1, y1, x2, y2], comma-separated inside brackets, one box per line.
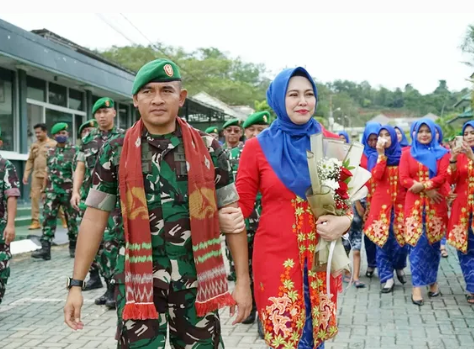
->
[0, 243, 11, 305]
[41, 192, 78, 243]
[115, 285, 223, 349]
[96, 212, 120, 283]
[81, 205, 120, 283]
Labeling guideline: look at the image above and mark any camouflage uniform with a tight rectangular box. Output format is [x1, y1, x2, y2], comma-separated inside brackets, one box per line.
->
[77, 127, 124, 283]
[86, 125, 238, 348]
[41, 144, 78, 243]
[0, 155, 21, 305]
[223, 142, 244, 280]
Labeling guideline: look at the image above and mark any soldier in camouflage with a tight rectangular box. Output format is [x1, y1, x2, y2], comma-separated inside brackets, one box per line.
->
[240, 111, 270, 331]
[71, 99, 124, 309]
[0, 127, 20, 306]
[222, 118, 244, 283]
[64, 58, 252, 348]
[31, 123, 78, 260]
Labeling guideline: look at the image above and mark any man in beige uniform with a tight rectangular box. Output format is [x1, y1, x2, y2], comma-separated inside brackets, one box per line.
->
[23, 123, 66, 230]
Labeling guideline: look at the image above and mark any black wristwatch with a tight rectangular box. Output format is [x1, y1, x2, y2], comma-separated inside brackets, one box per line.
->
[66, 277, 86, 290]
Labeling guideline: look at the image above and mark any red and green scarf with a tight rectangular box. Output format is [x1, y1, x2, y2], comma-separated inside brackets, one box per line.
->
[119, 118, 235, 320]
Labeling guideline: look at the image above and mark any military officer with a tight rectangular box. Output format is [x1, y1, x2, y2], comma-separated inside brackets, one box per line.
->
[31, 123, 78, 260]
[222, 118, 244, 281]
[23, 123, 58, 230]
[0, 127, 20, 306]
[78, 119, 98, 143]
[65, 58, 251, 348]
[205, 125, 220, 141]
[240, 111, 270, 331]
[71, 98, 124, 309]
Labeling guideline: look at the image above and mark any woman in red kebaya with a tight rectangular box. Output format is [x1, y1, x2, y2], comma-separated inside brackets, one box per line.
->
[360, 122, 380, 278]
[236, 67, 352, 349]
[447, 121, 474, 304]
[399, 119, 450, 306]
[364, 125, 407, 293]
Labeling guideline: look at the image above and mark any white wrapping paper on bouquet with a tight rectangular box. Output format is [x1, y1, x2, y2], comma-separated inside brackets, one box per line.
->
[306, 133, 371, 296]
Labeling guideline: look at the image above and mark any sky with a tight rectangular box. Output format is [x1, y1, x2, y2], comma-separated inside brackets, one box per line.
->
[2, 2, 474, 95]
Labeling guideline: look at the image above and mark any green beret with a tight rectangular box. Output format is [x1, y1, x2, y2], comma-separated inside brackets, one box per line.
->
[92, 97, 114, 116]
[205, 126, 219, 134]
[132, 59, 181, 95]
[79, 119, 98, 135]
[51, 122, 68, 135]
[243, 111, 270, 129]
[222, 119, 242, 129]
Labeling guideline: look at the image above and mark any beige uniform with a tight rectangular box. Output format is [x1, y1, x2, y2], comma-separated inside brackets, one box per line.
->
[24, 138, 57, 222]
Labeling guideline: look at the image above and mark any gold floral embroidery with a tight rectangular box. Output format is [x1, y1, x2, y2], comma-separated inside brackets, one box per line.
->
[261, 258, 303, 349]
[448, 224, 468, 253]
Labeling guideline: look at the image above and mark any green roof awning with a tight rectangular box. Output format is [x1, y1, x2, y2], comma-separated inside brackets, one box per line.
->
[447, 108, 473, 125]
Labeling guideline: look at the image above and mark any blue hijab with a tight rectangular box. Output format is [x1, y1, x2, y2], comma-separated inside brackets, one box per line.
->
[409, 121, 418, 143]
[463, 121, 474, 150]
[410, 119, 449, 178]
[434, 124, 443, 145]
[380, 125, 402, 166]
[257, 67, 321, 199]
[394, 126, 409, 147]
[338, 131, 350, 143]
[362, 122, 381, 171]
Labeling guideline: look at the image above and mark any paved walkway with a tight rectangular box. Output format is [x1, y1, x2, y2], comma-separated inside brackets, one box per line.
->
[0, 244, 473, 349]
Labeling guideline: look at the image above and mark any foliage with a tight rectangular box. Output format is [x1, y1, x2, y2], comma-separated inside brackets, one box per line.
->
[461, 24, 474, 67]
[98, 43, 471, 127]
[435, 112, 459, 139]
[100, 44, 270, 106]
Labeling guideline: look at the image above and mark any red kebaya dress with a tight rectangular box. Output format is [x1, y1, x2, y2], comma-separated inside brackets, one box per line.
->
[237, 135, 341, 349]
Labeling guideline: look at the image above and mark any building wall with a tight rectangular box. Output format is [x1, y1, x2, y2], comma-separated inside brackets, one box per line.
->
[0, 65, 135, 203]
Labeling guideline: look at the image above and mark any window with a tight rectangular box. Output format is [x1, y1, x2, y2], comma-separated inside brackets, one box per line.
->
[27, 76, 46, 101]
[118, 104, 129, 128]
[69, 89, 84, 111]
[0, 68, 15, 151]
[48, 82, 67, 107]
[27, 104, 44, 149]
[45, 109, 73, 141]
[75, 114, 84, 140]
[92, 95, 101, 106]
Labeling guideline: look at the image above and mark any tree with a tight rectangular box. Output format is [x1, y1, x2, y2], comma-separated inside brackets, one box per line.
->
[99, 44, 269, 106]
[461, 24, 474, 67]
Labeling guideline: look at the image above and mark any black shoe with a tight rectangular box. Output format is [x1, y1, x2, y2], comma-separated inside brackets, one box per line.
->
[428, 284, 441, 298]
[411, 295, 424, 306]
[257, 317, 264, 339]
[396, 270, 407, 285]
[242, 311, 256, 324]
[31, 241, 51, 260]
[84, 269, 103, 291]
[69, 241, 76, 258]
[381, 284, 394, 294]
[366, 268, 375, 278]
[105, 283, 116, 310]
[94, 290, 108, 305]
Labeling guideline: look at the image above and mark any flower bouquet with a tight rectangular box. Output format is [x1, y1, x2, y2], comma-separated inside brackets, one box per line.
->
[306, 133, 371, 295]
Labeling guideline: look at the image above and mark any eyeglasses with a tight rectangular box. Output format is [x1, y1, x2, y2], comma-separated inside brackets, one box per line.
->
[226, 128, 241, 134]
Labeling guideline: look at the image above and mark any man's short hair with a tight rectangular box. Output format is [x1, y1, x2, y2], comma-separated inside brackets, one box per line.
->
[34, 123, 47, 131]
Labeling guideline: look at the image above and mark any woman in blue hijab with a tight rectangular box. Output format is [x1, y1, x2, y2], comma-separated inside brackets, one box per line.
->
[360, 122, 380, 278]
[446, 120, 474, 304]
[338, 130, 350, 143]
[394, 126, 409, 147]
[364, 125, 408, 293]
[399, 118, 450, 306]
[236, 67, 352, 349]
